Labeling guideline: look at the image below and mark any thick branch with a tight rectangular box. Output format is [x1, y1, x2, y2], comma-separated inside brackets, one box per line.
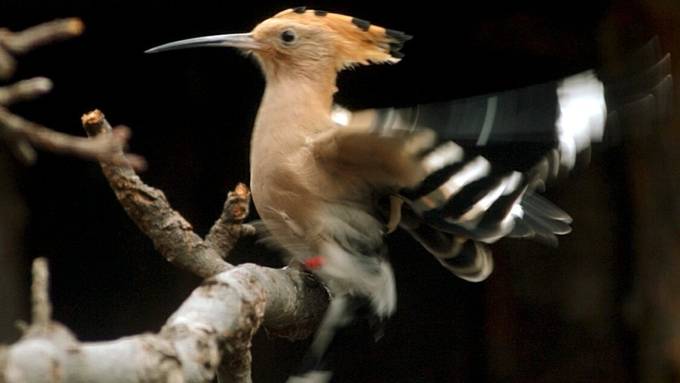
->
[0, 263, 328, 383]
[219, 348, 254, 383]
[0, 110, 331, 382]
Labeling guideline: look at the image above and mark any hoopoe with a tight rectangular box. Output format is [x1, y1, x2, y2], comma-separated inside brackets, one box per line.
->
[147, 7, 672, 381]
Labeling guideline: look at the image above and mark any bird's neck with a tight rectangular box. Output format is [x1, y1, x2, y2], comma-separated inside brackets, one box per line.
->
[253, 70, 338, 145]
[264, 69, 337, 111]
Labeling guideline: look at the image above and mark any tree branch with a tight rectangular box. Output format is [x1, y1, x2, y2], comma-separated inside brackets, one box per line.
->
[82, 109, 240, 277]
[30, 258, 51, 330]
[0, 19, 330, 383]
[0, 77, 52, 106]
[0, 18, 84, 79]
[0, 19, 145, 170]
[206, 183, 257, 260]
[0, 107, 146, 169]
[0, 108, 330, 382]
[0, 45, 16, 81]
[1, 259, 327, 383]
[80, 109, 329, 334]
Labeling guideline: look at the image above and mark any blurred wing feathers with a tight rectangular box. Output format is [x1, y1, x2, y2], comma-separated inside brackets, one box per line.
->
[328, 38, 671, 282]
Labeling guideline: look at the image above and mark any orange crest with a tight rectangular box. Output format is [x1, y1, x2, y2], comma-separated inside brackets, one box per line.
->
[273, 7, 412, 68]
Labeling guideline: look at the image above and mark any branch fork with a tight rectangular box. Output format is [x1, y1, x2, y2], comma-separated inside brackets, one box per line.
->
[0, 110, 329, 383]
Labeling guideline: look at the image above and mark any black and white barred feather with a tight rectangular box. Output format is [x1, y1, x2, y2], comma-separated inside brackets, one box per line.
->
[333, 38, 672, 282]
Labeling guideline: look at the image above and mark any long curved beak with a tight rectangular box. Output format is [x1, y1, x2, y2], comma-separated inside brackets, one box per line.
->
[145, 33, 262, 54]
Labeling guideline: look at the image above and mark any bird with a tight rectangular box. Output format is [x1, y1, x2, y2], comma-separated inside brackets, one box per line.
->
[146, 7, 672, 381]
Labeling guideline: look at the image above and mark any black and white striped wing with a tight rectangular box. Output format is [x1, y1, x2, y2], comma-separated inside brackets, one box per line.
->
[333, 71, 605, 242]
[333, 40, 672, 281]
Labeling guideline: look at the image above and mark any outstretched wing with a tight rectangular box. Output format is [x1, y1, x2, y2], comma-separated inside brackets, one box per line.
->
[333, 38, 672, 282]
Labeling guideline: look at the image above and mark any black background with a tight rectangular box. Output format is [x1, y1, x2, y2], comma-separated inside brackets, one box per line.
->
[0, 0, 668, 381]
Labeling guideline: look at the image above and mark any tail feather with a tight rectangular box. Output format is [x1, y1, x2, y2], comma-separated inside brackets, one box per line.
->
[520, 211, 559, 247]
[435, 239, 494, 282]
[400, 213, 494, 282]
[509, 218, 534, 238]
[398, 140, 575, 281]
[521, 192, 572, 223]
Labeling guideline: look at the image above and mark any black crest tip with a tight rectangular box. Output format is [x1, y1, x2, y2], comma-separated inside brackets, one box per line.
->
[390, 50, 405, 59]
[386, 29, 413, 42]
[351, 17, 371, 31]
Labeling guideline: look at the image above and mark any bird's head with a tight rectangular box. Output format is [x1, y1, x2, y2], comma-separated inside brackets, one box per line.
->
[146, 7, 412, 80]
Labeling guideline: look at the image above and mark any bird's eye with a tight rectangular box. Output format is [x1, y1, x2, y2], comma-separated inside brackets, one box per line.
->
[280, 29, 297, 44]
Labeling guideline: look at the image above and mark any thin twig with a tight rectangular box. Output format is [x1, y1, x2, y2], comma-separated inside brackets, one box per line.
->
[0, 106, 146, 169]
[6, 136, 37, 164]
[30, 257, 52, 329]
[0, 45, 16, 80]
[0, 77, 52, 105]
[0, 18, 84, 54]
[0, 18, 145, 168]
[206, 183, 257, 259]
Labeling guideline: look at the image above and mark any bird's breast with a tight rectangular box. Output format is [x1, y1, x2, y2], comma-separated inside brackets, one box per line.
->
[249, 145, 323, 248]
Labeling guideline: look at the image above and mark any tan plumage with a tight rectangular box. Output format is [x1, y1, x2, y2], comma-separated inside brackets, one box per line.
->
[147, 8, 669, 381]
[237, 8, 427, 319]
[147, 12, 423, 378]
[145, 5, 499, 324]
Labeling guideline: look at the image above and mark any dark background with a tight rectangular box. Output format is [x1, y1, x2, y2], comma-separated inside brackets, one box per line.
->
[1, 0, 679, 382]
